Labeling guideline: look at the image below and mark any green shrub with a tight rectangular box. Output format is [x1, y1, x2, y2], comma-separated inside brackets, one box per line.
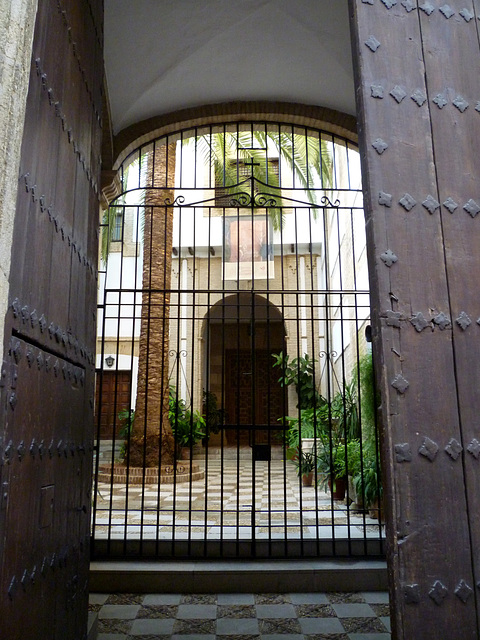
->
[272, 352, 325, 409]
[169, 385, 206, 448]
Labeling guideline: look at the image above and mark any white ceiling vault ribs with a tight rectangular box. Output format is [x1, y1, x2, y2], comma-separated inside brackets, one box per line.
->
[104, 0, 355, 135]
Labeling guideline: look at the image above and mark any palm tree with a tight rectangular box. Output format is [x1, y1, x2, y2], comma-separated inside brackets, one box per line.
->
[101, 127, 332, 469]
[125, 141, 177, 467]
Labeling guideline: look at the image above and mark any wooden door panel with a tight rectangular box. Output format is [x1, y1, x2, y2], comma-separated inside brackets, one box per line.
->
[0, 0, 102, 637]
[225, 349, 283, 427]
[96, 371, 132, 439]
[350, 1, 479, 636]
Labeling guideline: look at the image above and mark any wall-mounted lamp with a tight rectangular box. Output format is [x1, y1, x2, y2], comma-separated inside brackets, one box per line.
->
[105, 355, 115, 368]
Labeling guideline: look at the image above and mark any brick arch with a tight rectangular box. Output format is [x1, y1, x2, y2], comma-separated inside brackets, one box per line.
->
[111, 101, 357, 170]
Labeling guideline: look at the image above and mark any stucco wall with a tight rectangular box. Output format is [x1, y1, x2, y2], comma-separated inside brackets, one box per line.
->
[0, 0, 38, 361]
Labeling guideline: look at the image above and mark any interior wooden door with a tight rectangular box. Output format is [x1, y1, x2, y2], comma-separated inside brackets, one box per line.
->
[95, 371, 132, 439]
[225, 348, 284, 443]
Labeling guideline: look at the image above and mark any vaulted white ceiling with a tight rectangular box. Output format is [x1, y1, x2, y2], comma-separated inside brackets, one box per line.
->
[104, 0, 355, 135]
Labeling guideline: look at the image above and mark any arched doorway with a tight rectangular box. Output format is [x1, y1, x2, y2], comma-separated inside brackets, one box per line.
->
[92, 120, 383, 559]
[206, 293, 286, 448]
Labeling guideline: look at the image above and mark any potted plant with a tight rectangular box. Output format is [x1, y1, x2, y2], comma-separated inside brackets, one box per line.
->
[169, 386, 206, 459]
[272, 352, 325, 409]
[117, 408, 135, 462]
[353, 441, 383, 519]
[281, 405, 329, 452]
[202, 390, 226, 445]
[343, 439, 361, 507]
[315, 436, 348, 500]
[288, 447, 318, 486]
[330, 380, 360, 441]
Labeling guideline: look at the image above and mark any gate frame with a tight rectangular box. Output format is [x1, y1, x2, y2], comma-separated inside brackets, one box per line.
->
[94, 119, 380, 560]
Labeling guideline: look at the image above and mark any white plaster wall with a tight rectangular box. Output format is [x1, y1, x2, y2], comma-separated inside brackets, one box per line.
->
[0, 0, 38, 361]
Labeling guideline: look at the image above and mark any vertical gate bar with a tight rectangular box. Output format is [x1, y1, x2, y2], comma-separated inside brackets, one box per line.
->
[114, 297, 123, 543]
[265, 205, 273, 553]
[233, 156, 241, 552]
[339, 202, 358, 555]
[187, 192, 198, 556]
[129, 203, 142, 555]
[203, 197, 212, 554]
[346, 205, 355, 555]
[248, 171, 256, 555]
[147, 142, 157, 557]
[136, 140, 158, 556]
[292, 200, 306, 555]
[120, 216, 134, 554]
[349, 204, 363, 554]
[304, 125, 310, 191]
[227, 123, 235, 557]
[203, 123, 215, 553]
[250, 270, 257, 556]
[125, 163, 137, 551]
[277, 126, 289, 552]
[371, 338, 383, 546]
[106, 290, 117, 549]
[306, 198, 319, 556]
[334, 203, 347, 550]
[174, 209, 184, 545]
[344, 147, 356, 549]
[321, 201, 335, 556]
[115, 202, 127, 547]
[351, 148, 369, 546]
[179, 129, 184, 190]
[222, 148, 229, 554]
[264, 121, 272, 547]
[92, 282, 109, 554]
[170, 202, 181, 554]
[155, 137, 171, 556]
[220, 276, 227, 556]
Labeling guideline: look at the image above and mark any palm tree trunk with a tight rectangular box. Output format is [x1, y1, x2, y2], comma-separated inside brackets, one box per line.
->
[128, 141, 176, 467]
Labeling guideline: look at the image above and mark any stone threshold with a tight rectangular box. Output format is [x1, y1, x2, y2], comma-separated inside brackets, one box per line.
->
[90, 558, 388, 594]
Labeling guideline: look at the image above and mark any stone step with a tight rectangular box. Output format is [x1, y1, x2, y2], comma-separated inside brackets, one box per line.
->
[89, 558, 388, 594]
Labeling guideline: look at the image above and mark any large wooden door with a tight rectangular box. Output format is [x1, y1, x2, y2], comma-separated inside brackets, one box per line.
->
[225, 348, 284, 428]
[0, 0, 102, 637]
[350, 1, 480, 637]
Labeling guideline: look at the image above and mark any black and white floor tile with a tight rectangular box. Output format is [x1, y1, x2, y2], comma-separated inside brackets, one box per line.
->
[89, 591, 391, 639]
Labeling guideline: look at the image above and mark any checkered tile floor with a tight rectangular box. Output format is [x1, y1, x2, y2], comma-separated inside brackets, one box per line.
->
[89, 591, 391, 639]
[93, 451, 385, 543]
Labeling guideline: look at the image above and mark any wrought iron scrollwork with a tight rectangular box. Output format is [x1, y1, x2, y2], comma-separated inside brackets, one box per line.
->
[229, 192, 252, 207]
[320, 195, 341, 208]
[254, 193, 279, 208]
[163, 195, 186, 206]
[169, 349, 187, 360]
[110, 187, 346, 210]
[319, 350, 338, 361]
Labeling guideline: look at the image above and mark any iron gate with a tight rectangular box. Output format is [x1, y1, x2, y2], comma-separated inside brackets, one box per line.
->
[92, 122, 384, 559]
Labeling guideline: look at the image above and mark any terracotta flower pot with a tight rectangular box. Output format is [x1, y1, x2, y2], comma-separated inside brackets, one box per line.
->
[328, 475, 346, 500]
[302, 471, 314, 487]
[368, 495, 385, 523]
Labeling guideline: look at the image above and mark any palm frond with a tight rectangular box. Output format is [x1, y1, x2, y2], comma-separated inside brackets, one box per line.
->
[100, 204, 119, 265]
